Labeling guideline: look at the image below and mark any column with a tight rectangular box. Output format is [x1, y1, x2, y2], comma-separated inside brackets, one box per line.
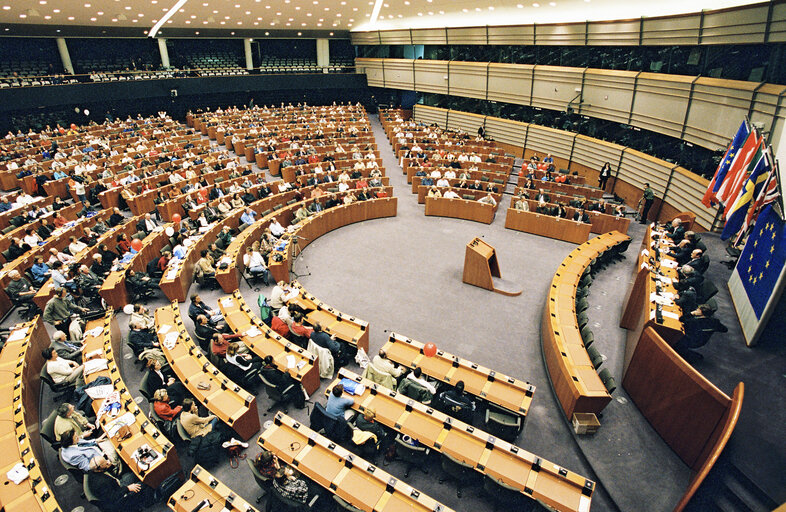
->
[316, 38, 330, 69]
[56, 38, 74, 75]
[158, 38, 170, 69]
[244, 38, 254, 70]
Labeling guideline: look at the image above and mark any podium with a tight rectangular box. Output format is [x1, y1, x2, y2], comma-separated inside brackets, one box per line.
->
[462, 238, 522, 296]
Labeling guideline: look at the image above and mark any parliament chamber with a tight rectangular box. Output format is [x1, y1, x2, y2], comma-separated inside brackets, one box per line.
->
[0, 2, 784, 512]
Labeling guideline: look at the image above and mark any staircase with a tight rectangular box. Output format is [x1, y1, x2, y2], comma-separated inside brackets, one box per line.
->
[685, 454, 777, 512]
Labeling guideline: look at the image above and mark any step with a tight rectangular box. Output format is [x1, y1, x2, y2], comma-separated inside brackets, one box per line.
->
[720, 466, 776, 512]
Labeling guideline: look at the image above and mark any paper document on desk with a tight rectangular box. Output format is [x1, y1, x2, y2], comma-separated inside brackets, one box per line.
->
[6, 328, 28, 342]
[220, 297, 235, 308]
[105, 412, 136, 438]
[245, 326, 262, 338]
[6, 462, 28, 484]
[163, 332, 179, 349]
[297, 360, 307, 370]
[656, 276, 673, 285]
[650, 293, 674, 306]
[85, 349, 103, 360]
[157, 324, 171, 335]
[84, 384, 114, 400]
[641, 249, 649, 257]
[286, 354, 296, 369]
[661, 259, 678, 268]
[87, 326, 103, 337]
[84, 358, 108, 375]
[663, 310, 680, 320]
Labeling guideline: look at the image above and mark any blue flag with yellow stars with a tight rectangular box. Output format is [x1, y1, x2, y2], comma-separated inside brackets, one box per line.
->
[737, 204, 786, 318]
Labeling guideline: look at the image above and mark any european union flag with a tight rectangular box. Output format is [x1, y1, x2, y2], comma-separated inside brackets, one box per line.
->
[712, 121, 751, 194]
[737, 204, 786, 318]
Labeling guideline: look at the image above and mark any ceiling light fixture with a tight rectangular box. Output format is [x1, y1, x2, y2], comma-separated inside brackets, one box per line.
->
[149, 0, 188, 37]
[369, 0, 383, 25]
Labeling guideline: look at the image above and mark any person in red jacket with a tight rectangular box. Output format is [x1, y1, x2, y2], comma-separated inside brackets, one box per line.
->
[152, 389, 182, 421]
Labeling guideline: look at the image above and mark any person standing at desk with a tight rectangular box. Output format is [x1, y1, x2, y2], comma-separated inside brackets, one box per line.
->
[640, 183, 655, 224]
[598, 162, 611, 190]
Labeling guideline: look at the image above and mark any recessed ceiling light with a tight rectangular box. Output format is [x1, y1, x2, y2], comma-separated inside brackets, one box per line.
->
[265, 31, 269, 34]
[97, 11, 103, 15]
[44, 14, 51, 19]
[549, 1, 556, 5]
[39, 0, 46, 4]
[195, 30, 200, 34]
[53, 8, 60, 12]
[532, 2, 540, 6]
[67, 15, 74, 19]
[90, 17, 97, 21]
[84, 3, 90, 7]
[298, 31, 302, 35]
[1, 5, 10, 10]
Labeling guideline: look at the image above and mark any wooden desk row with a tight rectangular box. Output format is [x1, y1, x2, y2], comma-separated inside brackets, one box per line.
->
[509, 197, 631, 236]
[279, 157, 385, 184]
[100, 220, 174, 310]
[424, 196, 495, 224]
[251, 136, 378, 171]
[266, 196, 398, 285]
[0, 203, 82, 258]
[219, 292, 321, 395]
[517, 177, 602, 200]
[82, 310, 182, 487]
[505, 209, 592, 244]
[330, 369, 594, 512]
[541, 231, 630, 420]
[259, 412, 456, 512]
[620, 225, 685, 374]
[404, 160, 511, 184]
[0, 317, 62, 512]
[382, 332, 534, 418]
[155, 302, 260, 441]
[417, 185, 502, 208]
[167, 465, 258, 512]
[286, 280, 370, 354]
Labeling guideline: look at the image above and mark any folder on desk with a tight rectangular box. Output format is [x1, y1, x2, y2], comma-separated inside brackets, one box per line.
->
[84, 358, 109, 376]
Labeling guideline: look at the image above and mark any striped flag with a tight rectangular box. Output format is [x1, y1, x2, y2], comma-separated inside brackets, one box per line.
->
[735, 155, 781, 245]
[717, 133, 761, 208]
[702, 120, 751, 207]
[721, 149, 772, 240]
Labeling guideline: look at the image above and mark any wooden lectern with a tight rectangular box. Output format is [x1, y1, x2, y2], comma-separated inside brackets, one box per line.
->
[462, 238, 521, 296]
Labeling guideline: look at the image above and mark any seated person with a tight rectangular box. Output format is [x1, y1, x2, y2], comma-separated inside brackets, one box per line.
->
[50, 330, 83, 362]
[54, 402, 97, 441]
[188, 294, 224, 325]
[310, 323, 342, 361]
[325, 383, 355, 418]
[144, 359, 187, 406]
[90, 254, 111, 278]
[261, 356, 305, 409]
[675, 304, 729, 362]
[573, 208, 590, 223]
[439, 380, 476, 416]
[59, 429, 118, 473]
[405, 366, 437, 395]
[5, 270, 37, 304]
[128, 321, 158, 354]
[130, 304, 155, 330]
[354, 407, 391, 452]
[273, 466, 310, 505]
[152, 388, 182, 423]
[674, 265, 703, 292]
[225, 343, 263, 386]
[665, 218, 685, 243]
[86, 455, 153, 511]
[30, 257, 51, 286]
[127, 269, 158, 292]
[254, 449, 284, 479]
[42, 347, 84, 386]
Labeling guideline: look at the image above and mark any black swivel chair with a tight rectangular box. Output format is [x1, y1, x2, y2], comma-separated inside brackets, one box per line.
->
[246, 458, 273, 504]
[265, 482, 319, 512]
[439, 452, 482, 497]
[40, 409, 61, 449]
[483, 475, 537, 511]
[40, 365, 75, 402]
[260, 373, 298, 413]
[393, 434, 430, 478]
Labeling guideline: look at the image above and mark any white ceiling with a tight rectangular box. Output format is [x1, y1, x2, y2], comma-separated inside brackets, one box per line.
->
[0, 0, 764, 35]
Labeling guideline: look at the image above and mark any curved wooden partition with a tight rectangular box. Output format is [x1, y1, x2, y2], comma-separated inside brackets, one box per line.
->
[82, 309, 181, 487]
[287, 280, 370, 354]
[622, 327, 744, 511]
[541, 231, 631, 420]
[217, 193, 397, 291]
[506, 209, 592, 244]
[218, 291, 320, 395]
[0, 317, 63, 512]
[424, 196, 495, 224]
[154, 302, 260, 441]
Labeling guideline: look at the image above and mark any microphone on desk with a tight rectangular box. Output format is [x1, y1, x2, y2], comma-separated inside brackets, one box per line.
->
[189, 499, 210, 512]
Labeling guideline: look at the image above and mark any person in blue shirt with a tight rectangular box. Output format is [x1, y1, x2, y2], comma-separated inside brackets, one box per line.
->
[59, 429, 106, 472]
[31, 256, 51, 286]
[240, 208, 256, 228]
[0, 197, 12, 212]
[53, 169, 68, 180]
[325, 383, 355, 418]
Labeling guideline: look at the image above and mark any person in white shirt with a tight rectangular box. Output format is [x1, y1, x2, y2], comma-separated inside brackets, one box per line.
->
[42, 347, 84, 385]
[457, 154, 469, 162]
[16, 192, 35, 206]
[479, 193, 497, 207]
[429, 169, 441, 179]
[269, 218, 286, 237]
[338, 182, 349, 192]
[68, 236, 87, 255]
[406, 367, 436, 394]
[443, 169, 456, 179]
[443, 190, 460, 199]
[372, 349, 405, 378]
[269, 281, 298, 310]
[436, 178, 450, 188]
[23, 229, 42, 247]
[243, 248, 272, 285]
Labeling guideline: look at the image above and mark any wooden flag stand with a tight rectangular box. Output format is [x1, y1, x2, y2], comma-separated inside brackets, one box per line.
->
[462, 237, 522, 296]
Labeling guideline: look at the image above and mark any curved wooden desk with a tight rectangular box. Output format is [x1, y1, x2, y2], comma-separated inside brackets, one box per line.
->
[167, 465, 259, 512]
[541, 231, 630, 421]
[328, 369, 594, 512]
[154, 302, 260, 441]
[82, 310, 182, 487]
[285, 280, 370, 354]
[424, 196, 495, 224]
[218, 292, 320, 395]
[0, 317, 63, 512]
[259, 412, 456, 512]
[505, 209, 591, 244]
[382, 332, 534, 418]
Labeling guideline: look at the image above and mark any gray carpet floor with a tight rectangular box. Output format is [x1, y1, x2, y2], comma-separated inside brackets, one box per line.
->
[24, 113, 781, 512]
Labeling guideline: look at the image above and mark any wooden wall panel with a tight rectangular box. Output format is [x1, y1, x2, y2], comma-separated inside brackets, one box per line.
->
[382, 59, 415, 90]
[665, 168, 715, 230]
[701, 4, 769, 44]
[586, 20, 640, 46]
[622, 327, 731, 470]
[630, 73, 693, 139]
[484, 116, 528, 147]
[641, 14, 701, 45]
[749, 84, 786, 135]
[769, 2, 786, 43]
[414, 60, 449, 94]
[379, 30, 412, 45]
[350, 32, 379, 45]
[487, 63, 534, 105]
[581, 69, 637, 124]
[413, 104, 448, 127]
[446, 110, 485, 135]
[410, 28, 447, 45]
[535, 22, 586, 45]
[618, 149, 671, 197]
[571, 136, 624, 175]
[531, 65, 584, 111]
[355, 58, 385, 87]
[684, 78, 757, 149]
[448, 61, 488, 100]
[524, 124, 574, 161]
[487, 25, 534, 45]
[447, 26, 488, 45]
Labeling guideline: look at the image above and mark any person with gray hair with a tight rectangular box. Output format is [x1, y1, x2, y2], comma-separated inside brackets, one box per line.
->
[50, 330, 83, 362]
